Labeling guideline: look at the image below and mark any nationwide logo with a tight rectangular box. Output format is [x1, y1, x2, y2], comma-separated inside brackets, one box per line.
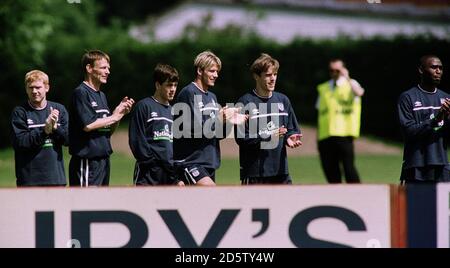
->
[42, 138, 54, 148]
[153, 124, 172, 141]
[258, 121, 278, 137]
[27, 119, 34, 125]
[414, 101, 422, 107]
[91, 101, 98, 107]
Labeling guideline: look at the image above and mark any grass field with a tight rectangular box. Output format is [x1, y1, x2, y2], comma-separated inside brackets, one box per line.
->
[0, 147, 406, 187]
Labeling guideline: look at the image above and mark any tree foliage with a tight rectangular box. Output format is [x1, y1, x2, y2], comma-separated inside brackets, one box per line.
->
[0, 1, 448, 148]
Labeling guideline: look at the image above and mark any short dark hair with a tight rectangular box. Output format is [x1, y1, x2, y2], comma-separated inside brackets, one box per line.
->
[419, 55, 440, 69]
[250, 53, 279, 76]
[153, 63, 179, 85]
[329, 58, 345, 66]
[81, 50, 110, 74]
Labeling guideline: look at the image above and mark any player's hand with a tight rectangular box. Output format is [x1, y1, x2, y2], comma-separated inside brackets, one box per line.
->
[446, 98, 450, 119]
[114, 96, 135, 117]
[220, 106, 248, 125]
[442, 98, 450, 115]
[224, 107, 248, 125]
[119, 96, 135, 114]
[274, 125, 287, 138]
[436, 98, 450, 121]
[45, 107, 59, 134]
[286, 133, 303, 148]
[50, 107, 59, 130]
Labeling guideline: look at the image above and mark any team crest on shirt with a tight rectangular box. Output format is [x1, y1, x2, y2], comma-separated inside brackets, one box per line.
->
[91, 101, 98, 107]
[27, 119, 34, 125]
[277, 103, 285, 112]
[414, 101, 422, 107]
[151, 112, 158, 117]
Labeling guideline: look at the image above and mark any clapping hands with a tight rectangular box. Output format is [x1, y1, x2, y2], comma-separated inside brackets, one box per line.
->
[44, 107, 59, 134]
[118, 96, 135, 114]
[437, 98, 450, 121]
[113, 96, 135, 119]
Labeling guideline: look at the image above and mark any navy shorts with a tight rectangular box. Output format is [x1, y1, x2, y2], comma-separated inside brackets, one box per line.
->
[69, 156, 110, 187]
[133, 161, 176, 186]
[180, 165, 216, 185]
[241, 174, 292, 185]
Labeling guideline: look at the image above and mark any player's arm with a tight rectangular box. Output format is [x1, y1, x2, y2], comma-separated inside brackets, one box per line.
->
[437, 98, 450, 136]
[128, 102, 154, 162]
[50, 105, 69, 146]
[398, 93, 437, 140]
[10, 108, 47, 149]
[84, 97, 134, 132]
[284, 99, 302, 148]
[83, 113, 121, 132]
[218, 105, 248, 140]
[435, 98, 450, 122]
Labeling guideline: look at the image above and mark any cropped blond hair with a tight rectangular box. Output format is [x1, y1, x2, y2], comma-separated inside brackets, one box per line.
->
[25, 70, 49, 88]
[194, 50, 222, 73]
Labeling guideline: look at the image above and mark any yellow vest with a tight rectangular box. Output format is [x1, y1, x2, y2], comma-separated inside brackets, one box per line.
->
[317, 79, 361, 141]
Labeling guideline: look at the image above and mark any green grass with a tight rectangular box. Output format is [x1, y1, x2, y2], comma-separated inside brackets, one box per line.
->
[0, 148, 14, 187]
[218, 155, 404, 185]
[0, 148, 136, 187]
[1, 146, 406, 187]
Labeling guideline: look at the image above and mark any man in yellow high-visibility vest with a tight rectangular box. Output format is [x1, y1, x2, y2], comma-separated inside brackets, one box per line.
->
[316, 59, 364, 183]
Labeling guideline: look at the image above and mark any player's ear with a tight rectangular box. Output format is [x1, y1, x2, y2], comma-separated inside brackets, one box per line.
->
[418, 65, 423, 75]
[196, 67, 203, 77]
[85, 64, 92, 74]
